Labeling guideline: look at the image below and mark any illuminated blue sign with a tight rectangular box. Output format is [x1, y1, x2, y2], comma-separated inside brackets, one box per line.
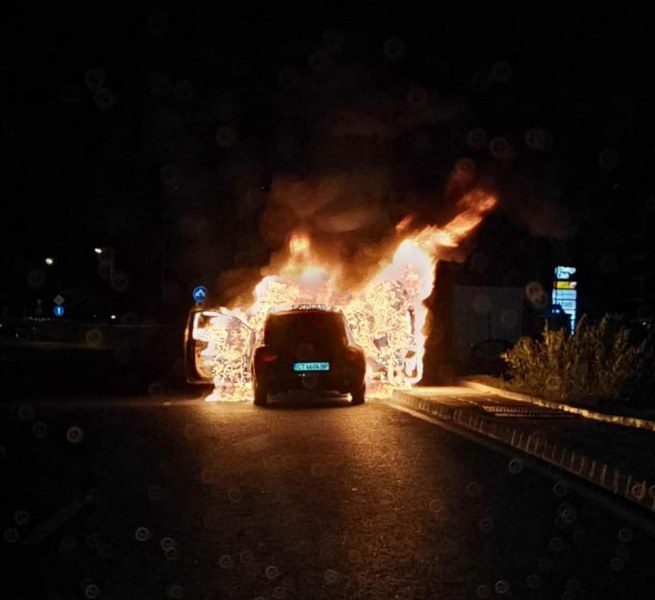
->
[192, 285, 208, 303]
[53, 305, 65, 317]
[552, 265, 577, 331]
[555, 266, 576, 280]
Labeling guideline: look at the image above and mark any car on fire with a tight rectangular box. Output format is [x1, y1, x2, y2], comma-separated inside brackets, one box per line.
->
[184, 304, 367, 405]
[251, 305, 366, 406]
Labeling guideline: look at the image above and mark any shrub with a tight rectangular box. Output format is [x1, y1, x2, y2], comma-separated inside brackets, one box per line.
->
[501, 315, 648, 405]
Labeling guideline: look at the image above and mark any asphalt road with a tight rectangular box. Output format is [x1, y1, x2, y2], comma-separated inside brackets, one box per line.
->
[3, 395, 655, 599]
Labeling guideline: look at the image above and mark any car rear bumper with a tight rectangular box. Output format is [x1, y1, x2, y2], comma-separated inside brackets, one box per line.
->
[257, 366, 364, 394]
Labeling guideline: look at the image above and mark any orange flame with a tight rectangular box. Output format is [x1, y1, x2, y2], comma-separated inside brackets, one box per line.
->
[200, 188, 497, 400]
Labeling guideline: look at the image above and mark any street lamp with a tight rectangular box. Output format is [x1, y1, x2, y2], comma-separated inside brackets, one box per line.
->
[44, 257, 60, 292]
[95, 246, 115, 320]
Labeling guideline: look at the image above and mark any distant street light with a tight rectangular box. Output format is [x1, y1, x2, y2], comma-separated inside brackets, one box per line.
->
[95, 246, 116, 320]
[43, 257, 60, 293]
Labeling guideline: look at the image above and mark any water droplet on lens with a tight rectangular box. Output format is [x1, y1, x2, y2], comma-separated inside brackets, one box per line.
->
[32, 421, 48, 438]
[383, 35, 406, 61]
[146, 12, 168, 35]
[219, 554, 233, 569]
[216, 126, 238, 147]
[322, 29, 344, 53]
[148, 381, 166, 398]
[94, 87, 116, 110]
[148, 485, 163, 501]
[14, 510, 30, 526]
[66, 426, 84, 444]
[84, 68, 107, 90]
[478, 517, 494, 533]
[18, 404, 35, 422]
[599, 147, 619, 170]
[467, 128, 488, 150]
[549, 537, 564, 552]
[324, 569, 339, 584]
[228, 488, 243, 503]
[59, 83, 81, 104]
[491, 60, 512, 83]
[553, 482, 568, 497]
[4, 528, 19, 543]
[311, 463, 326, 477]
[466, 481, 482, 497]
[160, 536, 175, 550]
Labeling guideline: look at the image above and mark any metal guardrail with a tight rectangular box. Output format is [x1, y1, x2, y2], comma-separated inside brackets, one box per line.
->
[392, 390, 655, 514]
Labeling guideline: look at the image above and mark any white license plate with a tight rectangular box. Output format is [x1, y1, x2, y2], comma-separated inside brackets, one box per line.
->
[293, 362, 330, 372]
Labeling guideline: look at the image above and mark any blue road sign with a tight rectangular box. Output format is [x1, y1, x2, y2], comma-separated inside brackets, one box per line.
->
[53, 305, 65, 317]
[192, 285, 208, 303]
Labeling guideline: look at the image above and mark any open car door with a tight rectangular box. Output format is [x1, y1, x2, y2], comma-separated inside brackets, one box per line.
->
[184, 306, 255, 385]
[184, 307, 219, 384]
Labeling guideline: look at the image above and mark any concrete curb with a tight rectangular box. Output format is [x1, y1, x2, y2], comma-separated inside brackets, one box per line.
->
[460, 379, 655, 433]
[391, 389, 655, 516]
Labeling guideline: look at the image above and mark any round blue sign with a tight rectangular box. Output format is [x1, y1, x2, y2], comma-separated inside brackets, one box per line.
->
[192, 285, 208, 303]
[53, 305, 65, 317]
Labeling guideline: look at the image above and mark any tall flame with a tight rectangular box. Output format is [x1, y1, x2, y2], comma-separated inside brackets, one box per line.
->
[199, 190, 497, 401]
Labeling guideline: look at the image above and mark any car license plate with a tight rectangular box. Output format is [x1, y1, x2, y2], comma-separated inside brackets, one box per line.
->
[293, 362, 330, 372]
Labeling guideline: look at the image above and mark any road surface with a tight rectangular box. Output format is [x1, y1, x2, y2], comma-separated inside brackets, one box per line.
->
[3, 394, 655, 599]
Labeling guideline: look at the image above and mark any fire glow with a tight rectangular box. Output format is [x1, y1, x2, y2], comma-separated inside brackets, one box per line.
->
[193, 190, 497, 401]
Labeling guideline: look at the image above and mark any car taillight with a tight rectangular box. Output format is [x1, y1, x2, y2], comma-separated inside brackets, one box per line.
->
[261, 351, 278, 362]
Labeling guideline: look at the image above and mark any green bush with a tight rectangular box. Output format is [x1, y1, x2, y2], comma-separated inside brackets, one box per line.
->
[501, 315, 648, 405]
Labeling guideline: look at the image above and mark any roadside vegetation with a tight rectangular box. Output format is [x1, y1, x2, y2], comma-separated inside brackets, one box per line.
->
[500, 315, 653, 407]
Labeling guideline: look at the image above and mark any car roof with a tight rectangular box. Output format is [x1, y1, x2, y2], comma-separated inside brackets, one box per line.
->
[266, 304, 343, 317]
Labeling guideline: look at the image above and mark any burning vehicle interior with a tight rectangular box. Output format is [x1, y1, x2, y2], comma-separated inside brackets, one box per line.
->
[184, 189, 497, 402]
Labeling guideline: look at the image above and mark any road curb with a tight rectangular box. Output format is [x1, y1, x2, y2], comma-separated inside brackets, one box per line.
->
[391, 389, 655, 516]
[460, 379, 655, 433]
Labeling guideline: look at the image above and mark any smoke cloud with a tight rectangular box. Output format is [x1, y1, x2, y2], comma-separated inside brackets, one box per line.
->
[215, 33, 573, 305]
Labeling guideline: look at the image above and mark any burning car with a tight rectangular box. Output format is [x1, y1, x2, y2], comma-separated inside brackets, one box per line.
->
[251, 305, 366, 405]
[183, 190, 497, 402]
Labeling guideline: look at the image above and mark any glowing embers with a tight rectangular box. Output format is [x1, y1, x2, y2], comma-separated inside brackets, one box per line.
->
[199, 191, 497, 401]
[194, 309, 254, 402]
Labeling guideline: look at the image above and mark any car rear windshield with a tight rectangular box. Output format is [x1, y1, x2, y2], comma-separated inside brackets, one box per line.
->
[264, 311, 348, 345]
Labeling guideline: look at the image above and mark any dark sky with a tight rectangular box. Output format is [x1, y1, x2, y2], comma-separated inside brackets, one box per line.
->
[1, 4, 653, 318]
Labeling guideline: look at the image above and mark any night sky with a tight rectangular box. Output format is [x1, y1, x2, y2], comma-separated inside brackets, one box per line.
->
[2, 4, 653, 323]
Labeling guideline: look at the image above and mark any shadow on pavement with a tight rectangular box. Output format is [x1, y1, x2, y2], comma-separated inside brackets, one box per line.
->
[0, 347, 187, 401]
